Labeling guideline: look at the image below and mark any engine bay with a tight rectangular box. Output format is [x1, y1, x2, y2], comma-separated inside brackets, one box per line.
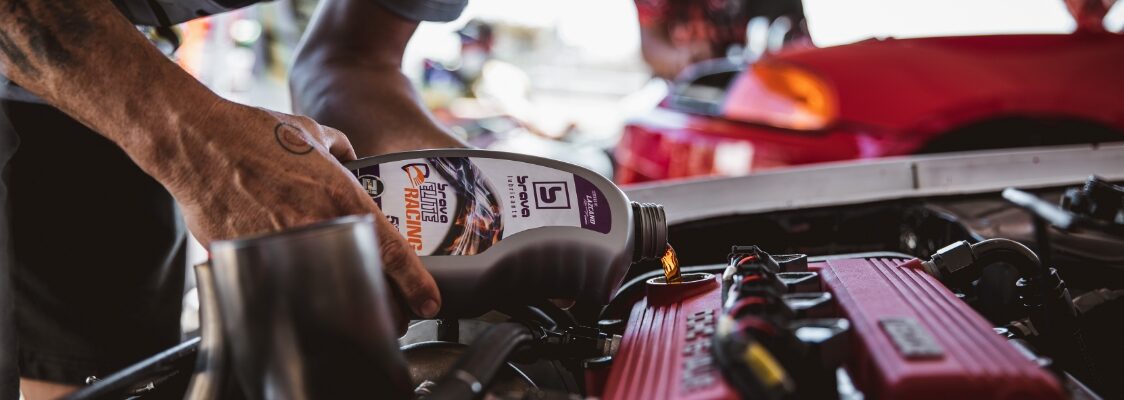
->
[67, 174, 1124, 400]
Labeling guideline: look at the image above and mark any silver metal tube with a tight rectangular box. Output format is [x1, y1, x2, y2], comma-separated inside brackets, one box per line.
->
[184, 262, 235, 400]
[209, 215, 412, 399]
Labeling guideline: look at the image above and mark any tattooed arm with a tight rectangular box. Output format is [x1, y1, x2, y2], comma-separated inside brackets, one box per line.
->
[290, 0, 466, 157]
[0, 0, 441, 319]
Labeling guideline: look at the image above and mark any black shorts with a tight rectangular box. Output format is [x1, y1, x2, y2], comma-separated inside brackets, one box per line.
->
[0, 99, 186, 390]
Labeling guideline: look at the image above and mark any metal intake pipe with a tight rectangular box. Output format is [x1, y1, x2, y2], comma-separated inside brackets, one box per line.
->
[209, 215, 413, 399]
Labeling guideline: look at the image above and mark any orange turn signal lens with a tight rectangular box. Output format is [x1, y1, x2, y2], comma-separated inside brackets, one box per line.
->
[722, 61, 838, 131]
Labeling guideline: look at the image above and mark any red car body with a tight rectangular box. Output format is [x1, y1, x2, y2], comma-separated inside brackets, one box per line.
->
[616, 31, 1124, 184]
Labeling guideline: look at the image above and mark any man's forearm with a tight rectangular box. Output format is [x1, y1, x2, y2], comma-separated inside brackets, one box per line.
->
[0, 0, 447, 343]
[290, 0, 465, 157]
[0, 0, 224, 180]
[291, 61, 463, 157]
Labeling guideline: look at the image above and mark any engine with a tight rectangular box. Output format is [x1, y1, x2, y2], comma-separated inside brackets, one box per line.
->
[598, 247, 1064, 400]
[66, 177, 1123, 399]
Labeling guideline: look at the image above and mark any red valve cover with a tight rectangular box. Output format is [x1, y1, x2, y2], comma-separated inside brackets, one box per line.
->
[600, 256, 1066, 400]
[601, 274, 736, 400]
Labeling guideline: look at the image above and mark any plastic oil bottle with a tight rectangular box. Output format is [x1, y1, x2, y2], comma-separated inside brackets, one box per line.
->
[346, 149, 667, 317]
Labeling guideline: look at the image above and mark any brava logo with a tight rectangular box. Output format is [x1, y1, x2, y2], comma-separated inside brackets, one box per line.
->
[401, 163, 431, 252]
[512, 176, 531, 217]
[533, 181, 571, 209]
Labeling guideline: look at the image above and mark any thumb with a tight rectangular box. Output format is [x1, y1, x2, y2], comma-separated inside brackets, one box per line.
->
[372, 207, 442, 318]
[321, 126, 358, 162]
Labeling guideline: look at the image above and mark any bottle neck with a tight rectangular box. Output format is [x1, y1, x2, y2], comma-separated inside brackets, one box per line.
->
[631, 202, 668, 262]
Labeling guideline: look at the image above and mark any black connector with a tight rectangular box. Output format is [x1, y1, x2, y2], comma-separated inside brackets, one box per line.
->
[534, 326, 621, 361]
[920, 238, 1045, 286]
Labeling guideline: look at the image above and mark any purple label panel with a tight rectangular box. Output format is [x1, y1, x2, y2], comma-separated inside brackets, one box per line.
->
[574, 175, 611, 234]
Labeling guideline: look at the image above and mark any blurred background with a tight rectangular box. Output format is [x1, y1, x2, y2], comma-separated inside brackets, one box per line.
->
[177, 0, 1124, 314]
[177, 0, 656, 179]
[175, 0, 1124, 183]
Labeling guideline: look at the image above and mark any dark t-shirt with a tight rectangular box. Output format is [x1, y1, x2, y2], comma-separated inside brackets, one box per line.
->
[0, 0, 466, 397]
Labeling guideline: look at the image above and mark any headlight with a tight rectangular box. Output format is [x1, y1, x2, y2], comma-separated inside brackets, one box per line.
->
[721, 61, 838, 131]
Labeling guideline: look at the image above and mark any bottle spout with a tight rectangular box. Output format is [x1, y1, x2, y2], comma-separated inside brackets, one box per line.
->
[631, 202, 668, 262]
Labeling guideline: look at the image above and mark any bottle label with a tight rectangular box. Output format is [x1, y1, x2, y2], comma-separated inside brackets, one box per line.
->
[352, 157, 611, 256]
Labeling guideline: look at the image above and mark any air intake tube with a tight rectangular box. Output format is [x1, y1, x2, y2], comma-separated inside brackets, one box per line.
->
[920, 239, 1094, 384]
[426, 323, 536, 400]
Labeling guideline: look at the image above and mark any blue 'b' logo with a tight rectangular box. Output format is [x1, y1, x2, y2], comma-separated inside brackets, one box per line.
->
[532, 182, 571, 209]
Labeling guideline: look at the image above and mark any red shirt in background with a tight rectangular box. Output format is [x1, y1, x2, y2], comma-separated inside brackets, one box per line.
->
[635, 0, 805, 56]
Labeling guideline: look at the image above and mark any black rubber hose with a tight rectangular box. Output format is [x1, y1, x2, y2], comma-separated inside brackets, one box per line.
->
[532, 299, 577, 329]
[969, 240, 1100, 387]
[969, 238, 1046, 279]
[498, 304, 558, 331]
[427, 323, 535, 400]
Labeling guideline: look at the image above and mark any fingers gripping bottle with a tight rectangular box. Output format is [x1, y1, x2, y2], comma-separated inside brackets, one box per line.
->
[346, 149, 667, 317]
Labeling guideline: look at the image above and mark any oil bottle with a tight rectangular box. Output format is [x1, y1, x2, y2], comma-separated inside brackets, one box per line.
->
[346, 149, 667, 317]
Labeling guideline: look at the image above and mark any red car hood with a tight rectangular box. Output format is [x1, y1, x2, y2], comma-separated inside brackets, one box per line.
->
[759, 33, 1124, 139]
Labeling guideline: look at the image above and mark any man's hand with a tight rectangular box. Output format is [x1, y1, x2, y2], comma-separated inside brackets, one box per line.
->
[167, 101, 442, 319]
[291, 0, 467, 157]
[0, 1, 441, 320]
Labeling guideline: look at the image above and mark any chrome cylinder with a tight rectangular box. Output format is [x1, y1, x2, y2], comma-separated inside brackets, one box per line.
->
[209, 215, 412, 399]
[184, 262, 238, 400]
